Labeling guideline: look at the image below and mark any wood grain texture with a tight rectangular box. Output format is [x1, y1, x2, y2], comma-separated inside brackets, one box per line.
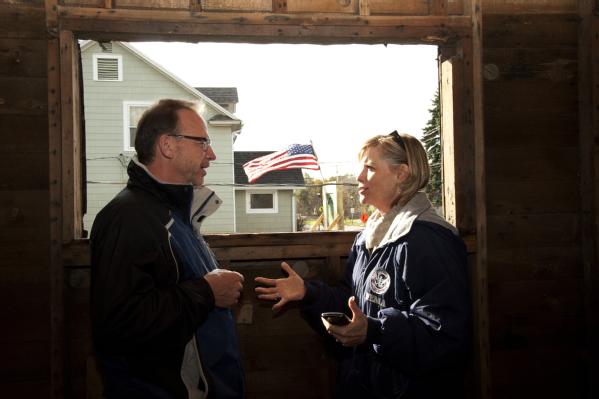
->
[200, 0, 272, 11]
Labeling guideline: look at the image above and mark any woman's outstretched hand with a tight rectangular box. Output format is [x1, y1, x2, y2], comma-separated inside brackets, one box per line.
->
[321, 296, 367, 347]
[254, 262, 306, 312]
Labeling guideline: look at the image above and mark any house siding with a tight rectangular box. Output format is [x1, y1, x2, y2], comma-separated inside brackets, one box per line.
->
[235, 190, 294, 232]
[81, 41, 235, 233]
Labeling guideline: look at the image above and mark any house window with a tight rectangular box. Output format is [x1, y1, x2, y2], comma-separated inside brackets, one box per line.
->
[93, 53, 122, 81]
[123, 102, 152, 151]
[246, 190, 278, 214]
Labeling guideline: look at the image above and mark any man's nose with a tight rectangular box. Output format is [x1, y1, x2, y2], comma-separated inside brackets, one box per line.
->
[207, 146, 216, 160]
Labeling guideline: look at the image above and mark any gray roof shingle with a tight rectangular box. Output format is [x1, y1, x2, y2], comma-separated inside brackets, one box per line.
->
[196, 87, 239, 104]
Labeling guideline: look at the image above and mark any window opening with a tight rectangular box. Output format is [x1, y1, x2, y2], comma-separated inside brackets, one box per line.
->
[80, 41, 440, 235]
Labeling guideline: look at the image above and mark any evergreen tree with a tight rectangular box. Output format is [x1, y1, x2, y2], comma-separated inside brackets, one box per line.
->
[422, 89, 442, 207]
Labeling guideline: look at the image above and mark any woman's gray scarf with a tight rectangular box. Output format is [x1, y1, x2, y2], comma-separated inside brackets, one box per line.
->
[364, 192, 458, 251]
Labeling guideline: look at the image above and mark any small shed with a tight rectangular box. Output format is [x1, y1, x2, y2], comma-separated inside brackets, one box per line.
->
[234, 151, 306, 233]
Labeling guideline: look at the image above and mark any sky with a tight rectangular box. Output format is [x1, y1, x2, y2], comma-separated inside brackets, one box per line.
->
[131, 42, 439, 177]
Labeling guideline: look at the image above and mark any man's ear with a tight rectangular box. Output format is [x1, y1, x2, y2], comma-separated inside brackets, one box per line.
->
[157, 134, 175, 160]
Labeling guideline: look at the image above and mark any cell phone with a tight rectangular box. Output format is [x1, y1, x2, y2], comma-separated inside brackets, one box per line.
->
[321, 312, 350, 326]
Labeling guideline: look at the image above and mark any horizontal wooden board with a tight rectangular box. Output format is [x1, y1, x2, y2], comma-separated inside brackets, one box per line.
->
[488, 245, 582, 282]
[484, 112, 577, 148]
[488, 278, 583, 318]
[0, 190, 49, 226]
[488, 278, 584, 352]
[0, 76, 47, 116]
[482, 0, 577, 14]
[213, 243, 353, 261]
[486, 145, 578, 182]
[486, 179, 579, 215]
[0, 279, 51, 343]
[200, 0, 272, 12]
[61, 0, 104, 6]
[287, 0, 355, 13]
[115, 0, 189, 9]
[0, 38, 47, 77]
[0, 5, 46, 39]
[490, 347, 584, 398]
[58, 6, 471, 44]
[0, 152, 49, 190]
[0, 115, 48, 153]
[483, 14, 577, 48]
[483, 49, 577, 83]
[368, 0, 429, 15]
[487, 213, 579, 250]
[0, 0, 44, 5]
[206, 231, 358, 247]
[484, 79, 577, 109]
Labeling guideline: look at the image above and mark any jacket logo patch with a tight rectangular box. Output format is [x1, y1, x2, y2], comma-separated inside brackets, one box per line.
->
[369, 268, 391, 295]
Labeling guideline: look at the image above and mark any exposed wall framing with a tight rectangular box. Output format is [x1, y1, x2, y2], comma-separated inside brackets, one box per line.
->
[47, 0, 487, 398]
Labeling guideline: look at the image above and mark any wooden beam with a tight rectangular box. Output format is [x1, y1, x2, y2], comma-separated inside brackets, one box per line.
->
[48, 36, 65, 399]
[578, 0, 598, 396]
[45, 0, 59, 32]
[59, 30, 84, 243]
[470, 0, 491, 398]
[482, 0, 577, 14]
[206, 231, 358, 247]
[63, 233, 477, 267]
[56, 6, 470, 44]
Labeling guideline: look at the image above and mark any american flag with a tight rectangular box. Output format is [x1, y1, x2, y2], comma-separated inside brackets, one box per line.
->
[243, 144, 320, 183]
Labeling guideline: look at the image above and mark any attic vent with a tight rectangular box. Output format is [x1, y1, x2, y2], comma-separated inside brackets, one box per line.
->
[97, 58, 118, 80]
[99, 42, 112, 53]
[93, 54, 122, 81]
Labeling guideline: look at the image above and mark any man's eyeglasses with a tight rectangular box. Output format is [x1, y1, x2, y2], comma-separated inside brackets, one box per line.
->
[168, 134, 211, 150]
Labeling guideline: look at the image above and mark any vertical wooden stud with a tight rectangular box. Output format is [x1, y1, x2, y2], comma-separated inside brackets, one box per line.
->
[48, 36, 65, 399]
[470, 0, 490, 398]
[578, 1, 598, 396]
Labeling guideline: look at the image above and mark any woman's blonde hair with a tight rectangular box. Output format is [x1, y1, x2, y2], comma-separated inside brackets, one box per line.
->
[358, 132, 430, 206]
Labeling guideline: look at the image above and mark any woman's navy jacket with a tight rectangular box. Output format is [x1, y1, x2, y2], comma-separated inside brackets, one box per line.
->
[301, 216, 471, 398]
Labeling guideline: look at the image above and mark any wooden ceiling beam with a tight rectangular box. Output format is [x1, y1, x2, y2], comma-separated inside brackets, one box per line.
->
[57, 6, 470, 44]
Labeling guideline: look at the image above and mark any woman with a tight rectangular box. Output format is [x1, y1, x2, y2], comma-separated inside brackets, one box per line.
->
[255, 131, 470, 398]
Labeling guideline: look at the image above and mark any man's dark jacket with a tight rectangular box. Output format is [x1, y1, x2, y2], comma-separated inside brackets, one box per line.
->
[90, 160, 243, 399]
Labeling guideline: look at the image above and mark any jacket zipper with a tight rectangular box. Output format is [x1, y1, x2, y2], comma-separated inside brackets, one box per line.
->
[165, 216, 180, 283]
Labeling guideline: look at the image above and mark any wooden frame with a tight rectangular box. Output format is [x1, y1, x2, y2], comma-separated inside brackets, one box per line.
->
[46, 1, 488, 398]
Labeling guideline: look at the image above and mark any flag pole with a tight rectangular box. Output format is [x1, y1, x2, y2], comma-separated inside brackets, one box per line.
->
[310, 139, 329, 230]
[309, 139, 327, 183]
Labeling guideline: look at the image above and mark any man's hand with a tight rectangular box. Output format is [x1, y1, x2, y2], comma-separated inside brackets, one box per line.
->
[203, 269, 244, 308]
[321, 296, 367, 347]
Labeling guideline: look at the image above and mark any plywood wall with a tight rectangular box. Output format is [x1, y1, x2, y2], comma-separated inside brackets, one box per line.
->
[0, 2, 51, 397]
[482, 12, 587, 399]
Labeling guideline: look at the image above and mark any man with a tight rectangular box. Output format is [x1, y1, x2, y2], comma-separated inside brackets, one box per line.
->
[90, 99, 245, 399]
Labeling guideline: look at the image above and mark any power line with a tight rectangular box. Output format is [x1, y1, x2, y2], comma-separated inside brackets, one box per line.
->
[86, 181, 358, 187]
